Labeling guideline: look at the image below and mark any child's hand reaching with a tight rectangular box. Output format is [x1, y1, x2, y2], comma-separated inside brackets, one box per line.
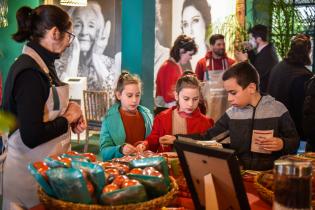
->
[256, 137, 284, 151]
[121, 143, 137, 155]
[136, 143, 146, 153]
[159, 135, 176, 145]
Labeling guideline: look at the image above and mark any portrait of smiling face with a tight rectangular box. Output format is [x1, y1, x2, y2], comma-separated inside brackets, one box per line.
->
[72, 7, 98, 53]
[53, 0, 122, 106]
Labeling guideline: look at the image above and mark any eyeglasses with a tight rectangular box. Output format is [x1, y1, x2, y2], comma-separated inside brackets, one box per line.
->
[65, 31, 75, 44]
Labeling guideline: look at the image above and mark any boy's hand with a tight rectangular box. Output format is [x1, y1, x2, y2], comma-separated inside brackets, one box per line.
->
[159, 135, 176, 145]
[256, 137, 284, 151]
[121, 143, 137, 155]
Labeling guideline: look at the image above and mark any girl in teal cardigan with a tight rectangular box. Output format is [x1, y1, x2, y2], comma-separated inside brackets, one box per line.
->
[99, 72, 153, 161]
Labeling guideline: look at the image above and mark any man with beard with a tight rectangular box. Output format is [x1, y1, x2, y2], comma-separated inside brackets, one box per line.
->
[195, 34, 235, 81]
[236, 25, 279, 93]
[195, 34, 235, 121]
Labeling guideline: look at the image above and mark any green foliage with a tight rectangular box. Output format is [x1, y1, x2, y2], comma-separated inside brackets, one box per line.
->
[212, 14, 248, 55]
[271, 0, 305, 58]
[0, 110, 15, 133]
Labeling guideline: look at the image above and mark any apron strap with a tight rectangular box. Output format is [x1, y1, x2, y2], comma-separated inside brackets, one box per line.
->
[51, 86, 60, 111]
[22, 45, 62, 111]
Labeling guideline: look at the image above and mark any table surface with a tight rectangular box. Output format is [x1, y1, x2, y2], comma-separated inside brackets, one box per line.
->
[175, 180, 272, 210]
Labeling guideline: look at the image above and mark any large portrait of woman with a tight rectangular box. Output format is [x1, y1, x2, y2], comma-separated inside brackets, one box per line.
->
[49, 0, 121, 102]
[155, 0, 238, 73]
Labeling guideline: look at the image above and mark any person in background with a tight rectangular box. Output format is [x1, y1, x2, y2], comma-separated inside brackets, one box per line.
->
[195, 34, 235, 122]
[178, 62, 299, 171]
[236, 24, 279, 93]
[141, 73, 213, 153]
[155, 35, 197, 113]
[1, 5, 86, 209]
[99, 72, 153, 161]
[195, 34, 235, 81]
[268, 34, 313, 142]
[181, 0, 211, 70]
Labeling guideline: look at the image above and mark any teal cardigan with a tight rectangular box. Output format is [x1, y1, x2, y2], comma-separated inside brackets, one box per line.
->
[99, 103, 153, 161]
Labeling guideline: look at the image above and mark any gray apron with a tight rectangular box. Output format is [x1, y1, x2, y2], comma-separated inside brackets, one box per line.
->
[2, 46, 71, 209]
[201, 58, 229, 122]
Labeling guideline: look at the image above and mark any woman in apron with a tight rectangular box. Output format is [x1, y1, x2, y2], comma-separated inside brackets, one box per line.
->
[1, 5, 86, 209]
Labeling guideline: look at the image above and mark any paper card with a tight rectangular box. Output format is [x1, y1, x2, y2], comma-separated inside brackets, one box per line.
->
[251, 129, 274, 154]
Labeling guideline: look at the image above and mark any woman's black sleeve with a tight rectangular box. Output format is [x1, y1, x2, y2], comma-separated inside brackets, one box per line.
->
[13, 69, 69, 148]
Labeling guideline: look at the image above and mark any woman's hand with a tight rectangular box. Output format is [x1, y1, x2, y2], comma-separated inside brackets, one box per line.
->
[71, 116, 86, 134]
[159, 135, 176, 145]
[121, 143, 137, 155]
[256, 137, 284, 151]
[62, 101, 82, 124]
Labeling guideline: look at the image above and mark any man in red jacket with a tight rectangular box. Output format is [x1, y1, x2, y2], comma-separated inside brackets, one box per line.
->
[195, 34, 235, 121]
[195, 34, 235, 81]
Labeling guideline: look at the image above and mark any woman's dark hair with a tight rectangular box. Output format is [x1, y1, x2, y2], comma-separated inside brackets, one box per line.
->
[12, 5, 71, 42]
[176, 71, 201, 94]
[285, 34, 312, 66]
[115, 71, 142, 101]
[181, 0, 211, 32]
[248, 24, 268, 42]
[223, 62, 260, 91]
[170, 35, 197, 62]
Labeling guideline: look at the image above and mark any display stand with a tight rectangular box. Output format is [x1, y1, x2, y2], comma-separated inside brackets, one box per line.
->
[204, 173, 219, 210]
[65, 77, 87, 141]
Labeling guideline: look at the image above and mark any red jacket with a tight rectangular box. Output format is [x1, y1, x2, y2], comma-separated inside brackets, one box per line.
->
[156, 59, 182, 103]
[145, 106, 214, 152]
[195, 51, 235, 81]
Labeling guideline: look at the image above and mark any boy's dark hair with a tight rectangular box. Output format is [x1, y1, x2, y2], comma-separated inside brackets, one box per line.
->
[285, 34, 312, 66]
[248, 24, 268, 42]
[170, 35, 197, 62]
[222, 62, 260, 91]
[209, 34, 225, 45]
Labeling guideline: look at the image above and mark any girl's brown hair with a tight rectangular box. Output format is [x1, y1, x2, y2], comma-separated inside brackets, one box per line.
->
[175, 71, 201, 94]
[115, 71, 142, 101]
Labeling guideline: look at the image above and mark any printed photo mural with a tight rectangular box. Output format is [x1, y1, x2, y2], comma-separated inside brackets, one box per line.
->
[154, 0, 242, 80]
[48, 0, 122, 103]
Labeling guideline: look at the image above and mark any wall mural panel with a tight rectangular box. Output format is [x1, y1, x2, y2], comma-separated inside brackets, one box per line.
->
[154, 0, 239, 79]
[47, 0, 121, 103]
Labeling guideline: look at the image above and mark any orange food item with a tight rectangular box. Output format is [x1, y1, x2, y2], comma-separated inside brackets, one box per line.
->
[59, 157, 72, 167]
[150, 170, 163, 178]
[33, 161, 49, 170]
[143, 167, 155, 175]
[82, 153, 97, 162]
[129, 168, 143, 175]
[98, 162, 114, 169]
[105, 168, 120, 176]
[86, 180, 95, 196]
[66, 151, 79, 156]
[37, 167, 49, 181]
[121, 179, 140, 188]
[102, 183, 119, 193]
[49, 155, 61, 160]
[112, 175, 129, 187]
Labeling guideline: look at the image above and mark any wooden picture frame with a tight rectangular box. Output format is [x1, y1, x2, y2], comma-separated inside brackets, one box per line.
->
[174, 136, 250, 210]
